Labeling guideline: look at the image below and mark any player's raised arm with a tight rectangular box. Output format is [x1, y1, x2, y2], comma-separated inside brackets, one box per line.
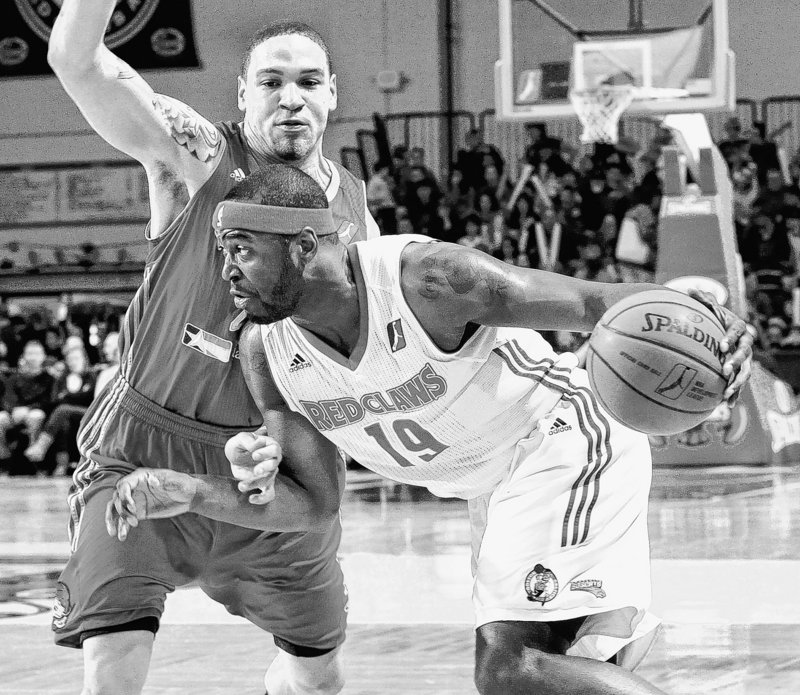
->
[48, 0, 219, 184]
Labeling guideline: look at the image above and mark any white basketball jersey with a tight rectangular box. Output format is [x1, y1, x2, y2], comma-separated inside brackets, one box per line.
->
[262, 234, 581, 499]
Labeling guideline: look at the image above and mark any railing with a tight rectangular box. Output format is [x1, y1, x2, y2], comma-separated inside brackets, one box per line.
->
[344, 97, 791, 182]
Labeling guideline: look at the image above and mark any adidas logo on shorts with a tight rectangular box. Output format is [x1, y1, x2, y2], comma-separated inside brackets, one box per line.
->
[289, 353, 312, 373]
[548, 417, 572, 435]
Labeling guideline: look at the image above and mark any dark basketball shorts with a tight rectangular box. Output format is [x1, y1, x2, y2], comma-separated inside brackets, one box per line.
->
[53, 377, 347, 656]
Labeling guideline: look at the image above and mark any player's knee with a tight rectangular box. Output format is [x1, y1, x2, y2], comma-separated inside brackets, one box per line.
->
[82, 631, 153, 695]
[474, 645, 550, 695]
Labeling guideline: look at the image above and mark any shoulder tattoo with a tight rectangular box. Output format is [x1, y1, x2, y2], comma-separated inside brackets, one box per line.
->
[417, 246, 510, 303]
[240, 324, 271, 377]
[152, 94, 221, 163]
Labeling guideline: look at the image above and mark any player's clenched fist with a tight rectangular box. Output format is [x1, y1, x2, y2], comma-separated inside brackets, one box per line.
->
[224, 431, 282, 505]
[105, 468, 199, 541]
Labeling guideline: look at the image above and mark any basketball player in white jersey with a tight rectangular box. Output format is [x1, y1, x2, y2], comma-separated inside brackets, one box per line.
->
[108, 165, 754, 694]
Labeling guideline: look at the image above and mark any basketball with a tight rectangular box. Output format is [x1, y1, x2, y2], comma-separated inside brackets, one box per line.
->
[586, 289, 728, 435]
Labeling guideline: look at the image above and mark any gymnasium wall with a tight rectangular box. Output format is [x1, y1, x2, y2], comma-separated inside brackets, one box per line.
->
[0, 1, 799, 172]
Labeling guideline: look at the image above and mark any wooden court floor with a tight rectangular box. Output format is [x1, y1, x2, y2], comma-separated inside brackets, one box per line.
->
[2, 465, 800, 694]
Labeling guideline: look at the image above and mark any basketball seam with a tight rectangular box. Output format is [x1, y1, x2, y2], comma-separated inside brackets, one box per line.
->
[587, 346, 718, 416]
[597, 324, 727, 377]
[602, 298, 726, 333]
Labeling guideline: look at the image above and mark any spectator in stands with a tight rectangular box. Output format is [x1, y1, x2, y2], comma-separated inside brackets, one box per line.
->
[456, 128, 505, 193]
[0, 340, 54, 467]
[404, 147, 439, 192]
[406, 178, 444, 239]
[523, 122, 548, 167]
[475, 190, 504, 250]
[482, 162, 512, 204]
[615, 188, 660, 282]
[557, 185, 584, 235]
[442, 167, 474, 237]
[748, 122, 782, 183]
[754, 167, 791, 218]
[94, 331, 121, 397]
[366, 160, 397, 235]
[528, 207, 578, 273]
[732, 163, 760, 234]
[457, 213, 492, 253]
[717, 116, 748, 162]
[25, 345, 97, 473]
[740, 210, 792, 272]
[493, 236, 522, 266]
[579, 167, 612, 232]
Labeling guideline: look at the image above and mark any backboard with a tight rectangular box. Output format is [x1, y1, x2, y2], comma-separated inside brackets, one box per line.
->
[495, 0, 735, 122]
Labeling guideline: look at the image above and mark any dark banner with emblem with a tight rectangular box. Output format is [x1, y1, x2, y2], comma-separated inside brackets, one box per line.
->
[1, 0, 200, 78]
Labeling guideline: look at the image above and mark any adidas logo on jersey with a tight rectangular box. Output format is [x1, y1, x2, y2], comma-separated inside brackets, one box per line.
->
[548, 417, 572, 435]
[289, 353, 312, 373]
[229, 168, 246, 182]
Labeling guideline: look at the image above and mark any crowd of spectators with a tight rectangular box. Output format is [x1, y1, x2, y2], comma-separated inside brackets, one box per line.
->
[366, 119, 800, 353]
[0, 299, 120, 476]
[2, 119, 799, 475]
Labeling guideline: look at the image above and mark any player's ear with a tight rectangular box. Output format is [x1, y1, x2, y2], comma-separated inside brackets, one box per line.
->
[328, 73, 338, 112]
[295, 227, 320, 263]
[237, 75, 247, 112]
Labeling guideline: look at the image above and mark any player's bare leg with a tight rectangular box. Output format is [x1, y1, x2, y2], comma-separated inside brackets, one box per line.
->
[475, 622, 667, 695]
[81, 631, 154, 695]
[264, 645, 345, 695]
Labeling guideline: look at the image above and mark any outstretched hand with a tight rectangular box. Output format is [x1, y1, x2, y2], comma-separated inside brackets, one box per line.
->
[105, 468, 198, 541]
[225, 431, 282, 505]
[688, 289, 755, 405]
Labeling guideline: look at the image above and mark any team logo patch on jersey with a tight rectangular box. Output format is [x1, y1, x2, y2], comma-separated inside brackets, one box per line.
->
[387, 319, 407, 352]
[51, 582, 72, 631]
[570, 579, 607, 599]
[548, 417, 572, 435]
[289, 353, 312, 373]
[182, 323, 232, 363]
[524, 564, 559, 604]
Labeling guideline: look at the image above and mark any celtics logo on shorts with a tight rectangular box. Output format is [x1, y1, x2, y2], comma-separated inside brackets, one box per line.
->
[51, 581, 73, 630]
[524, 563, 558, 604]
[14, 0, 160, 49]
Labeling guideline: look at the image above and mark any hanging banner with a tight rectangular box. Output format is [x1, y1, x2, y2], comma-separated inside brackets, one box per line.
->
[1, 0, 200, 78]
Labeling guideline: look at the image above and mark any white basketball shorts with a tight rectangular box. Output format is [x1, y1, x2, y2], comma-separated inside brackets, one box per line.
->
[468, 371, 661, 665]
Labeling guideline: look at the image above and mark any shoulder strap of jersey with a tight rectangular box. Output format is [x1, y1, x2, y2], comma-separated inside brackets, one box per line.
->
[330, 161, 367, 230]
[214, 121, 251, 175]
[352, 234, 435, 292]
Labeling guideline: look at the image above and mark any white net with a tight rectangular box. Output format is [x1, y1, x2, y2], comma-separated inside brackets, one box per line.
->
[569, 86, 636, 144]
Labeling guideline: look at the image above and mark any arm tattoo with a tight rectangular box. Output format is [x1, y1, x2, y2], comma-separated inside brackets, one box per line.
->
[152, 94, 221, 162]
[417, 247, 510, 305]
[240, 324, 271, 377]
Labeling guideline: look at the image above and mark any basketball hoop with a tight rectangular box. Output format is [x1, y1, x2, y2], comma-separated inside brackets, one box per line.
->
[569, 85, 636, 144]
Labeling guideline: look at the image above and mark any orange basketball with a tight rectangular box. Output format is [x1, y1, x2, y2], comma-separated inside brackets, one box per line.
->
[586, 289, 728, 435]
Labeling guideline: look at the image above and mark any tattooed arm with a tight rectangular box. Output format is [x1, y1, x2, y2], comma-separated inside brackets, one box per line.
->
[401, 242, 663, 344]
[105, 321, 344, 536]
[401, 242, 754, 399]
[49, 1, 221, 232]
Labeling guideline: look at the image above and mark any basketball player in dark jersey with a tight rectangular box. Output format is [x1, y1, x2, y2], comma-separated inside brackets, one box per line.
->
[48, 3, 377, 693]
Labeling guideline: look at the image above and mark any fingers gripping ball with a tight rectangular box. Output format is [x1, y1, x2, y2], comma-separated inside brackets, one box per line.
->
[586, 289, 728, 435]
